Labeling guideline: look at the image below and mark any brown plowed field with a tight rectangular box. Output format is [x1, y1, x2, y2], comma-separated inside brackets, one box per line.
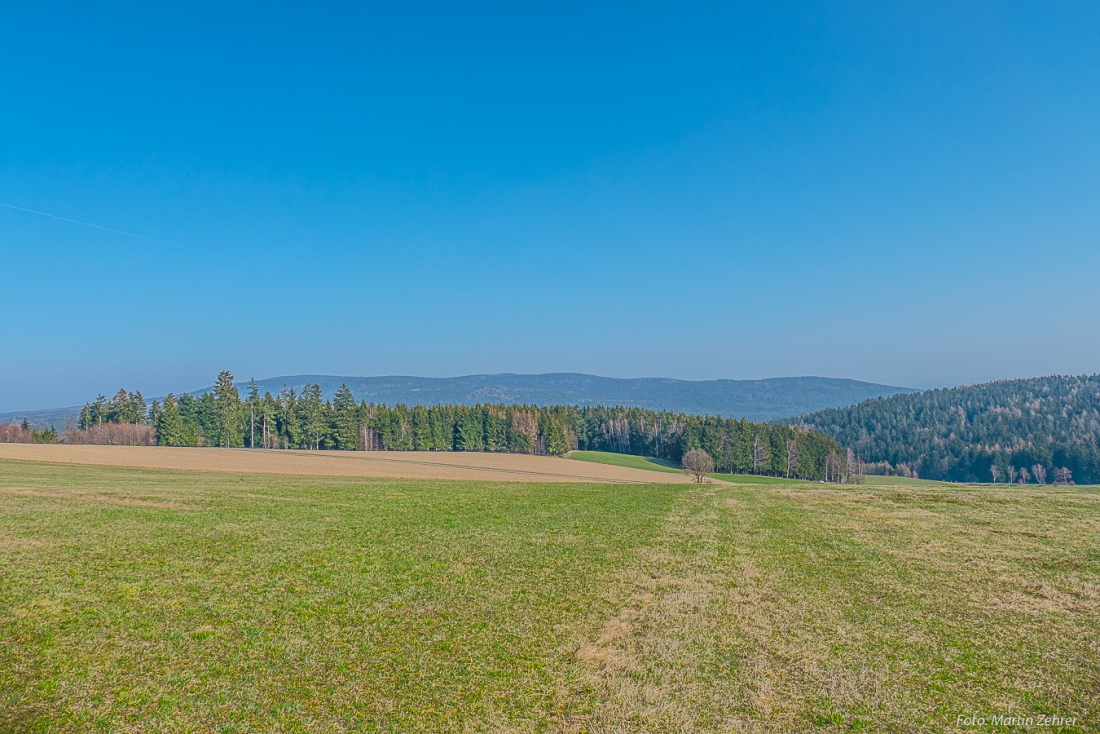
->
[0, 443, 693, 483]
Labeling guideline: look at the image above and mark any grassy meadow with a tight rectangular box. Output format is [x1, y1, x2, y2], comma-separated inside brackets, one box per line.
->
[567, 450, 681, 473]
[569, 449, 806, 484]
[1, 459, 1098, 732]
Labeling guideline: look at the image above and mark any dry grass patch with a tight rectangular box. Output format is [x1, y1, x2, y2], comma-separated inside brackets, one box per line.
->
[565, 484, 1099, 732]
[0, 444, 695, 484]
[0, 486, 183, 509]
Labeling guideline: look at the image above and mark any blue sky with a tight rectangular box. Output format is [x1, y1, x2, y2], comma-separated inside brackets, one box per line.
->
[2, 2, 1099, 411]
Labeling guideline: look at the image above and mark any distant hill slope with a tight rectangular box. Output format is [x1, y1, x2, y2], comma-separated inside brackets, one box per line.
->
[798, 375, 1100, 484]
[0, 405, 84, 431]
[2, 373, 915, 429]
[233, 373, 914, 421]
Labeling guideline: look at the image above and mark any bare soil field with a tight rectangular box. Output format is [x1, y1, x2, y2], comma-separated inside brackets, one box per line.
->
[0, 443, 694, 484]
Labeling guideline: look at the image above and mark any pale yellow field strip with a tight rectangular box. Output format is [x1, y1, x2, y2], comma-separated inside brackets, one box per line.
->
[0, 444, 694, 484]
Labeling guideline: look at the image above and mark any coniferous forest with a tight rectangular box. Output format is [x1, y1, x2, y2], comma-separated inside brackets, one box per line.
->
[40, 371, 1100, 484]
[799, 374, 1100, 484]
[65, 371, 848, 481]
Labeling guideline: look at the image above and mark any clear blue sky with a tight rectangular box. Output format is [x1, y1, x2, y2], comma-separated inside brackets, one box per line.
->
[2, 2, 1099, 411]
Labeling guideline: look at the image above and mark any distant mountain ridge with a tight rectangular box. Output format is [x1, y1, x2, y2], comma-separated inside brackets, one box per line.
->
[0, 405, 86, 431]
[224, 373, 916, 422]
[2, 373, 915, 428]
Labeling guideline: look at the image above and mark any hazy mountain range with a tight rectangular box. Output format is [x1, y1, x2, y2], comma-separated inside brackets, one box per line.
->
[2, 373, 916, 428]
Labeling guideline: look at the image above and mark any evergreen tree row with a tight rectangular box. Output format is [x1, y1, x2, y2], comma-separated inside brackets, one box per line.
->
[78, 389, 147, 428]
[84, 371, 843, 480]
[798, 374, 1100, 484]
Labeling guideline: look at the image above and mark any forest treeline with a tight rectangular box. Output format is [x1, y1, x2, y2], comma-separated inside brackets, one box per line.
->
[798, 374, 1100, 484]
[60, 371, 850, 481]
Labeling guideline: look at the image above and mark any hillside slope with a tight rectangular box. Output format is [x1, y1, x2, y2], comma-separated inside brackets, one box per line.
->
[799, 375, 1100, 484]
[3, 373, 914, 428]
[0, 405, 84, 431]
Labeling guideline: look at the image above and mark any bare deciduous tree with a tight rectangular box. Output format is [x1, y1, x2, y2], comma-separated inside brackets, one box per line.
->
[0, 421, 34, 443]
[1019, 467, 1031, 484]
[847, 448, 865, 484]
[752, 435, 769, 474]
[510, 411, 539, 454]
[601, 417, 631, 453]
[990, 465, 1001, 483]
[681, 448, 715, 483]
[63, 423, 155, 446]
[825, 449, 842, 482]
[1054, 467, 1073, 485]
[1008, 466, 1019, 483]
[785, 439, 799, 478]
[1031, 464, 1047, 485]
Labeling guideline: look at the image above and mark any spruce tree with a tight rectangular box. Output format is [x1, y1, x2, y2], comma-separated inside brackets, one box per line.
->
[298, 383, 325, 450]
[277, 388, 301, 448]
[546, 417, 572, 456]
[213, 371, 242, 447]
[411, 405, 431, 450]
[248, 379, 260, 448]
[485, 407, 507, 451]
[156, 394, 185, 446]
[332, 384, 358, 449]
[456, 407, 483, 451]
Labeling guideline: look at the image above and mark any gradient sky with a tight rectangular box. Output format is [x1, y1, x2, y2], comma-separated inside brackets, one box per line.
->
[2, 2, 1099, 411]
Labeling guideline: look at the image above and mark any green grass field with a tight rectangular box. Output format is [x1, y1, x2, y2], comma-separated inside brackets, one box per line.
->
[569, 449, 804, 484]
[2, 460, 1098, 732]
[568, 450, 682, 473]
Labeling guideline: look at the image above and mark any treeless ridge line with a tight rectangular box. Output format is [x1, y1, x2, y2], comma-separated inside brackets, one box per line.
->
[0, 444, 696, 484]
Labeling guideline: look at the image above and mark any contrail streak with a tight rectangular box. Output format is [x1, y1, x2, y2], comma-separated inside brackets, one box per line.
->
[0, 201, 201, 254]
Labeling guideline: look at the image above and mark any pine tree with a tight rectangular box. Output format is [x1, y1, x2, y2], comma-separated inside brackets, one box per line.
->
[261, 391, 276, 448]
[213, 371, 242, 447]
[455, 407, 484, 451]
[130, 391, 147, 424]
[79, 394, 108, 429]
[429, 406, 452, 450]
[411, 405, 431, 450]
[156, 394, 185, 446]
[545, 417, 572, 456]
[485, 407, 508, 451]
[277, 388, 301, 448]
[248, 379, 260, 448]
[332, 384, 359, 449]
[298, 383, 325, 450]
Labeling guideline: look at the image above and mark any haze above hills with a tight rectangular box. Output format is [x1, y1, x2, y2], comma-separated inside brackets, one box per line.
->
[2, 373, 916, 428]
